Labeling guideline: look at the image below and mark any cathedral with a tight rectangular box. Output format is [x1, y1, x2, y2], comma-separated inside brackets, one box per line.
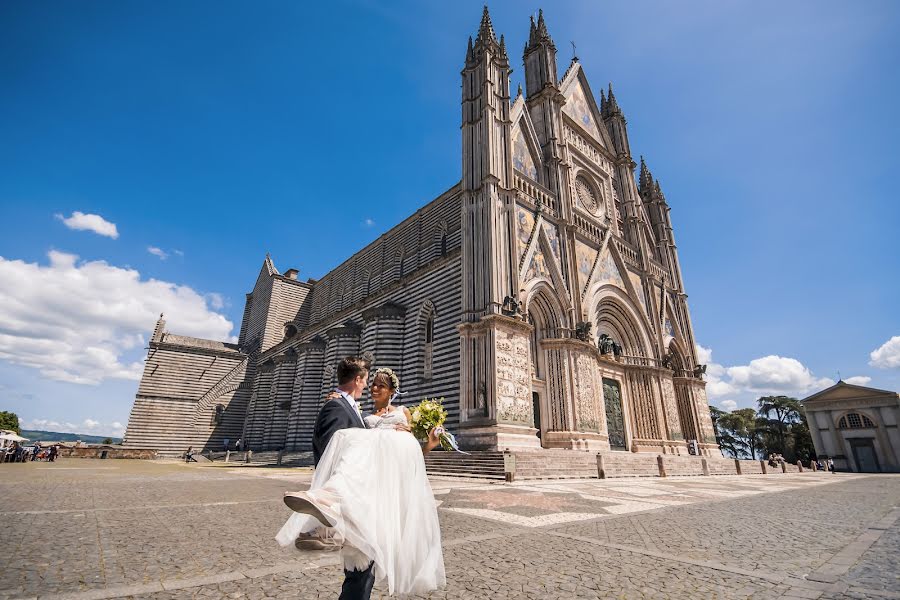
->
[123, 8, 718, 458]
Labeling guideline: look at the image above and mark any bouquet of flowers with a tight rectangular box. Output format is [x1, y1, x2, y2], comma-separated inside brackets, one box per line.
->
[409, 397, 468, 453]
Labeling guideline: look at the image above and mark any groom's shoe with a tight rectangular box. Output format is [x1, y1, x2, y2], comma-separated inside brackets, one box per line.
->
[283, 492, 333, 527]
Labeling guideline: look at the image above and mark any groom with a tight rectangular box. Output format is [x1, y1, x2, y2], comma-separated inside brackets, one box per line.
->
[290, 355, 409, 600]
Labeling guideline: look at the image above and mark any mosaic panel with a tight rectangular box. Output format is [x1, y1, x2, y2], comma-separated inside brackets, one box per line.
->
[542, 222, 562, 266]
[629, 271, 648, 315]
[512, 125, 538, 180]
[516, 208, 536, 262]
[595, 247, 624, 289]
[524, 246, 551, 282]
[563, 80, 601, 140]
[575, 240, 596, 294]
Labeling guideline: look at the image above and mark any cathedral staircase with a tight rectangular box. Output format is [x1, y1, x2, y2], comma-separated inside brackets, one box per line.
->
[424, 451, 506, 480]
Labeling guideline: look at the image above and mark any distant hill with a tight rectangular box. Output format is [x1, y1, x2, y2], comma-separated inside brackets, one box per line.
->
[18, 430, 123, 444]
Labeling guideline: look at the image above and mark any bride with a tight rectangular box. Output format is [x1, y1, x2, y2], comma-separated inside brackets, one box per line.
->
[276, 367, 446, 596]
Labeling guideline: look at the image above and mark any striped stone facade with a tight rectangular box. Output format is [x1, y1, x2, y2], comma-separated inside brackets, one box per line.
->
[123, 8, 718, 458]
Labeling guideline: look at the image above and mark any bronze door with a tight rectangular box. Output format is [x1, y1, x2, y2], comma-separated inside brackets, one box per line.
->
[602, 378, 626, 450]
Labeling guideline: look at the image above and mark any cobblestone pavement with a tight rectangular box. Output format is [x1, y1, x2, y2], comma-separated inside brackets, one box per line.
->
[1, 460, 897, 599]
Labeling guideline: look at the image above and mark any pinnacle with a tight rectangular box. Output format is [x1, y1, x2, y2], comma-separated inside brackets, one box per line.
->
[466, 36, 474, 63]
[476, 5, 498, 45]
[639, 155, 654, 193]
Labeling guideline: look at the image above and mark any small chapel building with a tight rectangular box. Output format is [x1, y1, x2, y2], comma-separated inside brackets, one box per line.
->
[123, 8, 718, 458]
[802, 381, 900, 473]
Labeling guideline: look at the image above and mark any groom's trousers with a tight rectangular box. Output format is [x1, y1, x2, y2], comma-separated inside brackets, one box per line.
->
[339, 562, 375, 600]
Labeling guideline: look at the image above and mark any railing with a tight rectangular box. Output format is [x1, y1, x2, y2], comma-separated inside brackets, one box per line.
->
[574, 214, 606, 244]
[648, 260, 668, 281]
[515, 175, 558, 217]
[564, 125, 611, 172]
[613, 238, 641, 270]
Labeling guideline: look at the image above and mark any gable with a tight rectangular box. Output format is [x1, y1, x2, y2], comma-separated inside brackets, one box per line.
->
[563, 79, 602, 141]
[511, 120, 539, 181]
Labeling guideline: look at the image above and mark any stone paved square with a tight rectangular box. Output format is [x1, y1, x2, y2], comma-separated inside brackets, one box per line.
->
[1, 460, 898, 599]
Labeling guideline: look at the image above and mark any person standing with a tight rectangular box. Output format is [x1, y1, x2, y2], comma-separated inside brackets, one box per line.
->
[827, 457, 835, 473]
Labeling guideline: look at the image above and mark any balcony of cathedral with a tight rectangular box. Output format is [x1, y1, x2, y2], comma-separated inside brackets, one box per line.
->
[514, 174, 558, 217]
[564, 123, 616, 173]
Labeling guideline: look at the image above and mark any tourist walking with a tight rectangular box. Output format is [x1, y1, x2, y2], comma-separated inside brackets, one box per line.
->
[827, 457, 835, 473]
[278, 357, 445, 599]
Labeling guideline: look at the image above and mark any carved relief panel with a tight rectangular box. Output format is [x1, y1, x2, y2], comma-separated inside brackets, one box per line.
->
[660, 377, 683, 441]
[495, 327, 534, 426]
[575, 353, 601, 432]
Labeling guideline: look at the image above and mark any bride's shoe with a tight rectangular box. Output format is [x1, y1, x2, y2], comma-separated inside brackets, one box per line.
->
[283, 492, 333, 527]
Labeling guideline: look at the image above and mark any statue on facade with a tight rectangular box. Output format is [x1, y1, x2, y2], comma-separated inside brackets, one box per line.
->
[693, 364, 707, 379]
[501, 295, 524, 319]
[574, 321, 592, 342]
[598, 334, 622, 358]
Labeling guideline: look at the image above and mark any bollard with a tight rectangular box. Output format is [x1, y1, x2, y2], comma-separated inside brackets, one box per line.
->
[701, 457, 710, 476]
[246, 449, 252, 463]
[207, 450, 213, 462]
[797, 461, 804, 473]
[503, 452, 516, 483]
[657, 454, 667, 477]
[277, 449, 284, 466]
[597, 454, 607, 479]
[225, 450, 230, 463]
[735, 458, 742, 475]
[760, 460, 767, 474]
[781, 461, 787, 473]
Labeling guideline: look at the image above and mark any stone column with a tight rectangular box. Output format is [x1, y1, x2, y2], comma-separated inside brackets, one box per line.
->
[247, 360, 275, 449]
[284, 337, 326, 451]
[457, 315, 541, 451]
[361, 301, 407, 411]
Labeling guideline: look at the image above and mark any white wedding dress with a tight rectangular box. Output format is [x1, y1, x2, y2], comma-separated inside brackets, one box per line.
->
[276, 408, 445, 596]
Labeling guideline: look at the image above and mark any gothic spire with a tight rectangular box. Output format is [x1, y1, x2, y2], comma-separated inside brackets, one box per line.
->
[639, 156, 654, 194]
[499, 33, 507, 59]
[525, 9, 555, 52]
[600, 89, 607, 115]
[475, 5, 498, 46]
[606, 82, 622, 116]
[465, 35, 474, 64]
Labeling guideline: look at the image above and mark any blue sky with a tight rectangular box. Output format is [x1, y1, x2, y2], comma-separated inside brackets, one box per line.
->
[1, 1, 898, 436]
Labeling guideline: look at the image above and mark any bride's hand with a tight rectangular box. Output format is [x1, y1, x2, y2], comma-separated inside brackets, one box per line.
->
[325, 391, 341, 400]
[425, 427, 442, 450]
[393, 422, 411, 433]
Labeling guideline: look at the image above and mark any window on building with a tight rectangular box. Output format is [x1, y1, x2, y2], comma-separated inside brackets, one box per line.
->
[838, 413, 875, 429]
[423, 312, 435, 380]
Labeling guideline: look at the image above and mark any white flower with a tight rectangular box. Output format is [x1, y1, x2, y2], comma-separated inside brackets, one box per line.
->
[412, 409, 421, 422]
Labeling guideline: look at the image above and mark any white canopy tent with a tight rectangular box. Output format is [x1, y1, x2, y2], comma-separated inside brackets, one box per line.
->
[0, 432, 30, 443]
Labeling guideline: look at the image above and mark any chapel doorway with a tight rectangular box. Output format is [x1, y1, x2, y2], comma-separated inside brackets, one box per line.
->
[850, 439, 880, 472]
[602, 377, 627, 450]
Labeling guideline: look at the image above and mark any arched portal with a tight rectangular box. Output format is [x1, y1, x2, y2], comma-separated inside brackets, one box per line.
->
[526, 285, 567, 443]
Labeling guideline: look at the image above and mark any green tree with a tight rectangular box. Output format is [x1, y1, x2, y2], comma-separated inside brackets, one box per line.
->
[757, 396, 803, 456]
[716, 411, 750, 458]
[102, 437, 114, 445]
[0, 411, 20, 434]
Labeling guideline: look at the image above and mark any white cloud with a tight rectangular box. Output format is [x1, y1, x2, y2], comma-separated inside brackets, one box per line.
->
[206, 292, 225, 310]
[726, 355, 833, 393]
[147, 246, 169, 260]
[696, 344, 833, 398]
[21, 417, 126, 438]
[173, 249, 184, 257]
[55, 211, 119, 239]
[720, 399, 737, 411]
[363, 218, 375, 227]
[0, 251, 234, 385]
[869, 336, 900, 369]
[844, 376, 871, 386]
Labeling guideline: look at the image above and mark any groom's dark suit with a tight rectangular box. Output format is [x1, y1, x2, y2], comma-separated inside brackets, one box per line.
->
[311, 393, 366, 466]
[310, 392, 374, 600]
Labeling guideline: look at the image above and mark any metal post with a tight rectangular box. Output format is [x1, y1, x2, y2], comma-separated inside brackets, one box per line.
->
[225, 450, 230, 463]
[277, 449, 284, 466]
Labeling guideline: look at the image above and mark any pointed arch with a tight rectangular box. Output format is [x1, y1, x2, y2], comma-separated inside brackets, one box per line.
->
[589, 285, 654, 358]
[418, 300, 437, 381]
